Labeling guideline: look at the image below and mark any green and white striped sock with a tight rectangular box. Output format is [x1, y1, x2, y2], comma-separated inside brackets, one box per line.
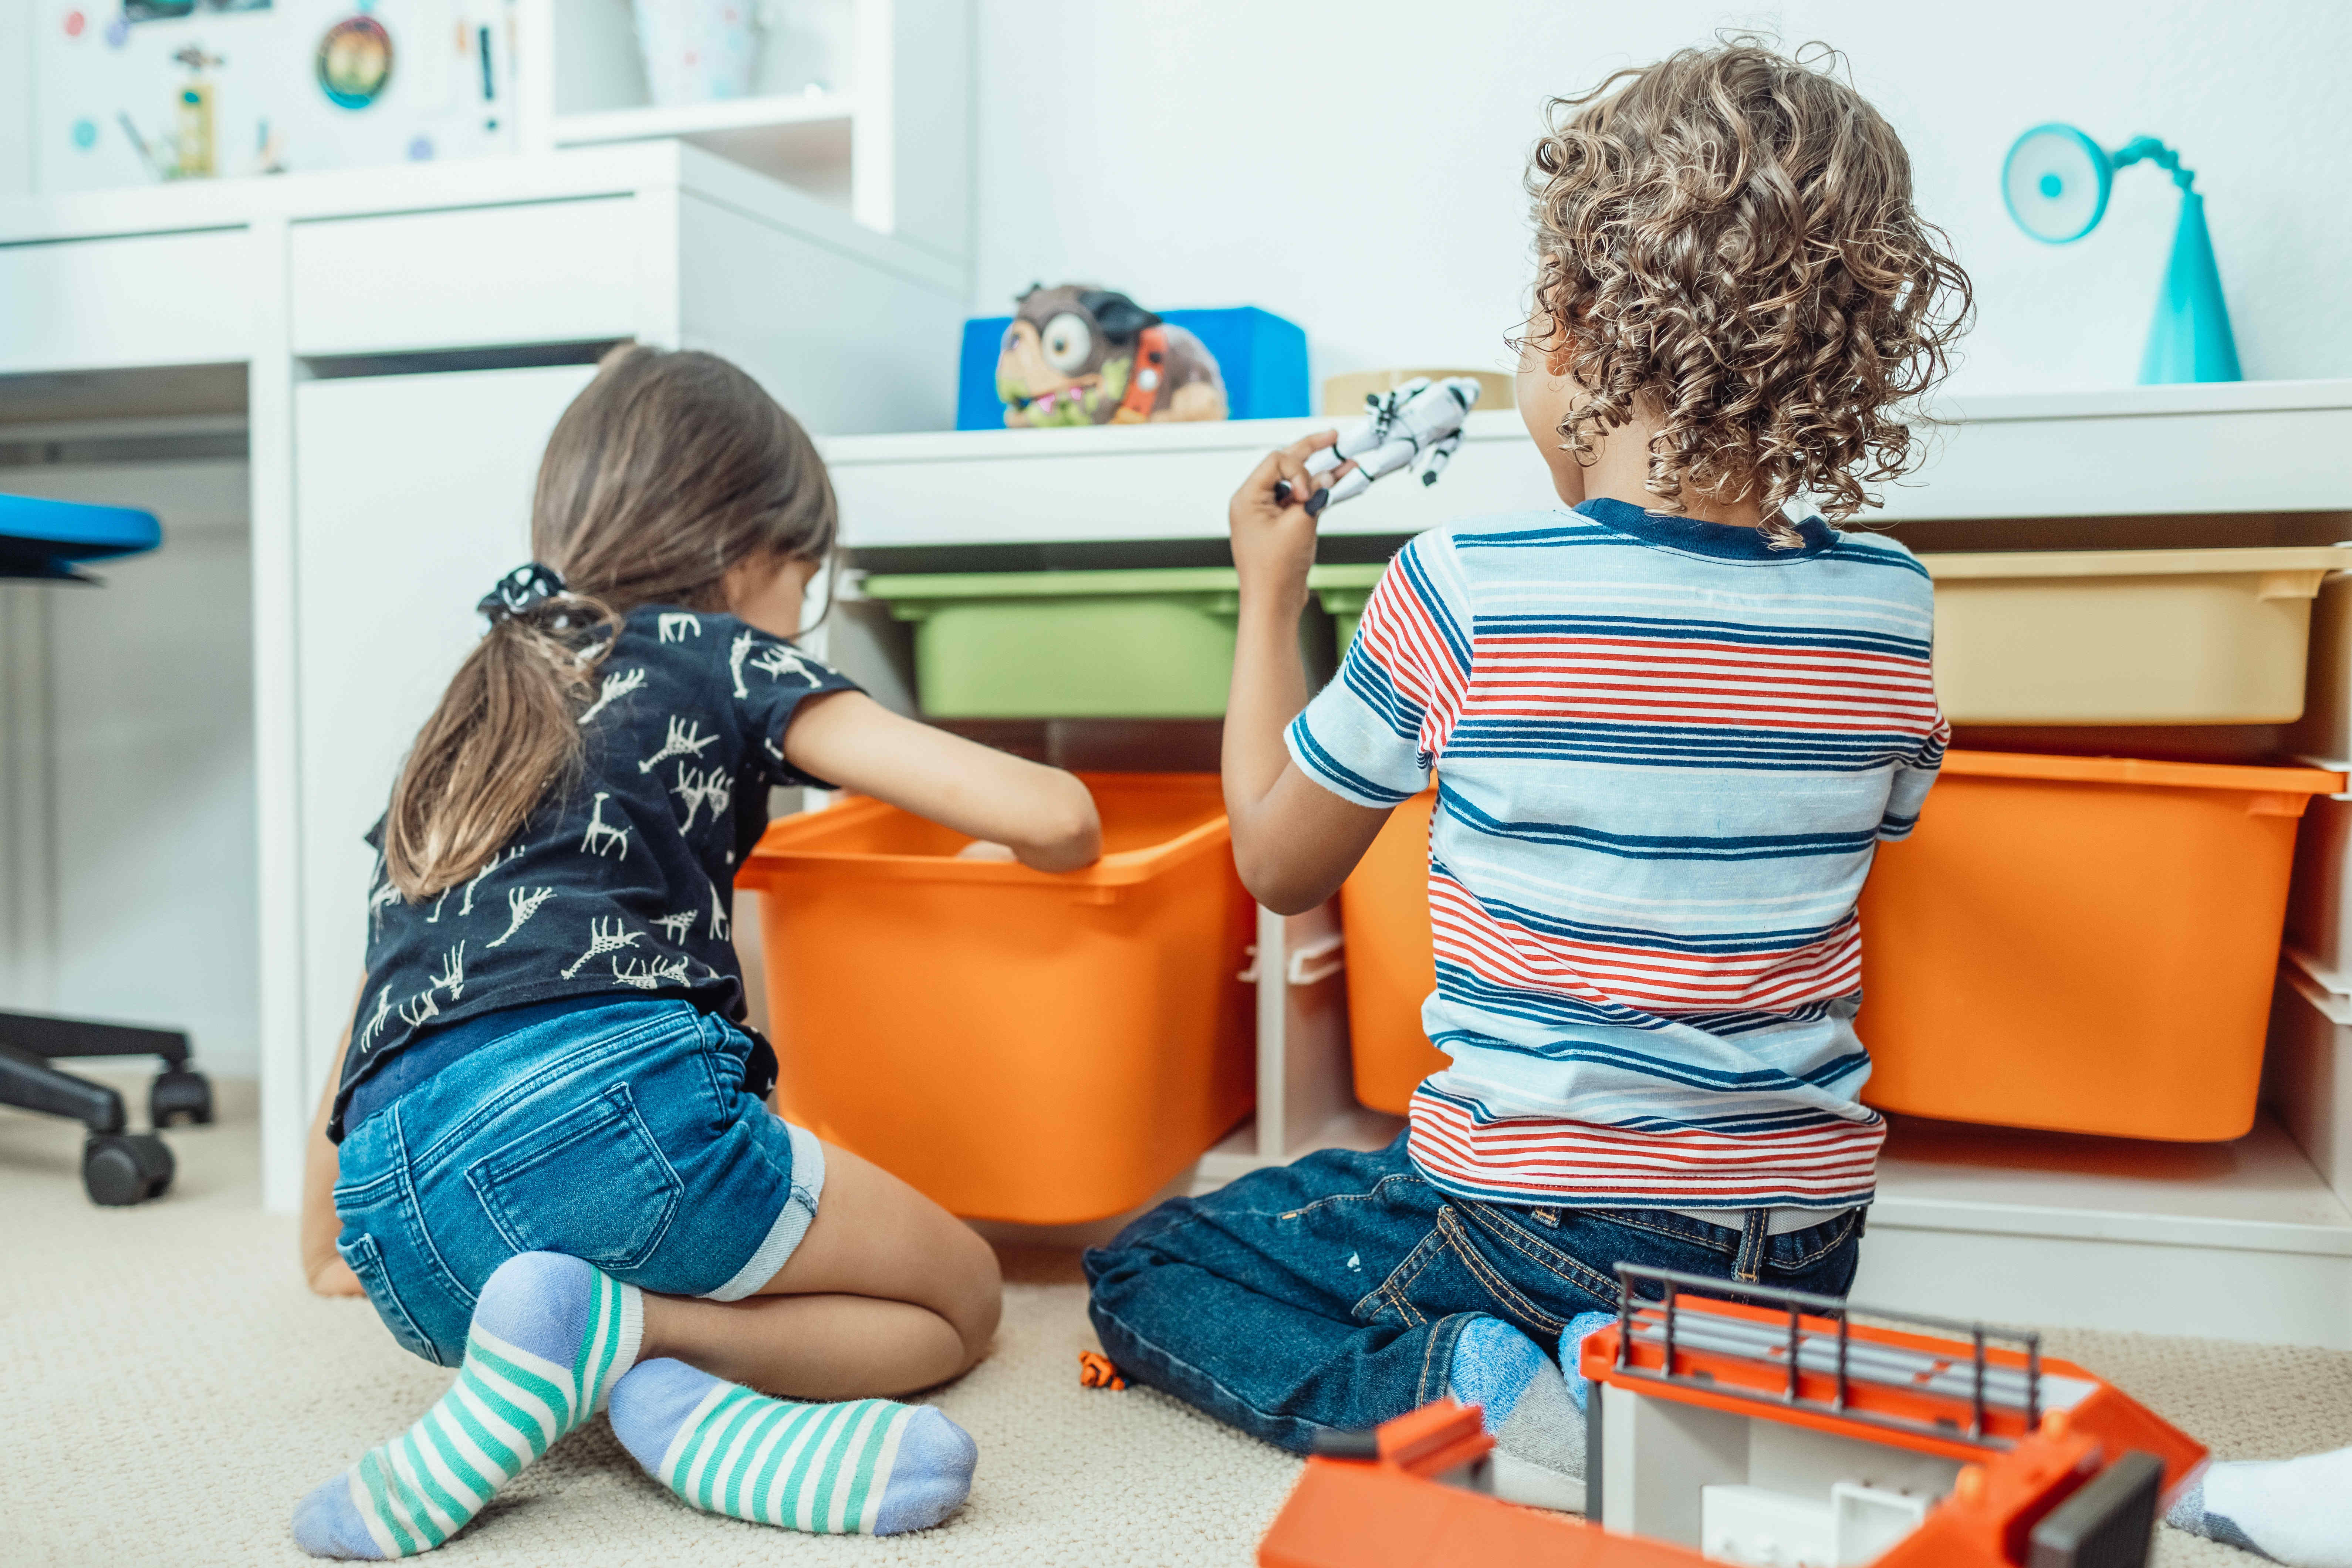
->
[610, 1358, 977, 1535]
[294, 1252, 643, 1559]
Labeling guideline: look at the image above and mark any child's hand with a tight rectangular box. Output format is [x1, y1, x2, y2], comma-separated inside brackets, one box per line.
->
[308, 1254, 365, 1298]
[1230, 432, 1349, 609]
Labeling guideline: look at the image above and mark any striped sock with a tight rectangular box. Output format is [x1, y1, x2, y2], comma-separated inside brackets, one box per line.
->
[609, 1358, 977, 1535]
[293, 1252, 643, 1559]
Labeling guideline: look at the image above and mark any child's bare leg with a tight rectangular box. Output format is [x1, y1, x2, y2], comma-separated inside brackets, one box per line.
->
[607, 1143, 993, 1537]
[293, 1147, 993, 1555]
[640, 1140, 1000, 1397]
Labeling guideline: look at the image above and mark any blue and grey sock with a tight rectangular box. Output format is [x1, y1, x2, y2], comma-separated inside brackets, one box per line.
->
[1559, 1310, 1617, 1414]
[1447, 1315, 1586, 1508]
[293, 1251, 643, 1558]
[609, 1357, 977, 1535]
[2166, 1448, 2352, 1568]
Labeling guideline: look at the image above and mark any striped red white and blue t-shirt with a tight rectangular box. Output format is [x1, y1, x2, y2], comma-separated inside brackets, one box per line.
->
[1287, 497, 1947, 1214]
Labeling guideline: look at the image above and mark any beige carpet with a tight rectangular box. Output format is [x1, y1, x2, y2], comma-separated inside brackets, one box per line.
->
[4, 1075, 2349, 1567]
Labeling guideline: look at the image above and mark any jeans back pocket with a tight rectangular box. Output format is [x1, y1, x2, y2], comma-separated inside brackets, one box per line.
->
[465, 1080, 682, 1271]
[339, 1230, 449, 1367]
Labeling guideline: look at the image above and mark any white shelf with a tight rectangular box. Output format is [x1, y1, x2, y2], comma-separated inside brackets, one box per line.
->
[823, 381, 2352, 552]
[517, 0, 970, 263]
[1858, 1113, 2352, 1347]
[1873, 1112, 2352, 1255]
[1195, 1105, 1403, 1190]
[552, 91, 855, 149]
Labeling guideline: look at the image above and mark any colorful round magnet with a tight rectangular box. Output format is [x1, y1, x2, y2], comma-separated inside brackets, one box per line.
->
[317, 15, 393, 109]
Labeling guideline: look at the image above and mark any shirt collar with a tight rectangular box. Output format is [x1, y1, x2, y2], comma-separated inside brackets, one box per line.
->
[1573, 496, 1835, 560]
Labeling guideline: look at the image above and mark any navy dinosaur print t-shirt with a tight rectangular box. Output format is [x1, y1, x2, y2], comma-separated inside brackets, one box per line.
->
[330, 605, 858, 1139]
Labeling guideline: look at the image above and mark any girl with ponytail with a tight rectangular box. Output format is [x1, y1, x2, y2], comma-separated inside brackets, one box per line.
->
[291, 346, 1096, 1557]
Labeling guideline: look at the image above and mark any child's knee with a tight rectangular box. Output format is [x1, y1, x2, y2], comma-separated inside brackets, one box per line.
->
[940, 1223, 1003, 1365]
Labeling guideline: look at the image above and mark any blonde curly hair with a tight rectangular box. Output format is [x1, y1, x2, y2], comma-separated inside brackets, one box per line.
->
[1525, 40, 1972, 545]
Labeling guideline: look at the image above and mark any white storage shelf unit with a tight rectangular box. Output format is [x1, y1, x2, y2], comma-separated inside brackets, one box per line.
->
[821, 379, 2352, 1348]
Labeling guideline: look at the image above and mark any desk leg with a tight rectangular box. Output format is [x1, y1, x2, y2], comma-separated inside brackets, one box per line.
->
[249, 215, 306, 1214]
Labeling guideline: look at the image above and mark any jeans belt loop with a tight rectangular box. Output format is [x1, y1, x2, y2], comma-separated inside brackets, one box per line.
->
[1734, 1208, 1769, 1283]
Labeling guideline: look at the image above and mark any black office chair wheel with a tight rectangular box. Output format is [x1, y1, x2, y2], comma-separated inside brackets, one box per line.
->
[151, 1067, 213, 1127]
[84, 1131, 175, 1206]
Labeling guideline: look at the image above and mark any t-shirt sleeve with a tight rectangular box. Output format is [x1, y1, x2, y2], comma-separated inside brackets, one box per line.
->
[1878, 710, 1950, 841]
[1285, 532, 1475, 807]
[717, 622, 863, 789]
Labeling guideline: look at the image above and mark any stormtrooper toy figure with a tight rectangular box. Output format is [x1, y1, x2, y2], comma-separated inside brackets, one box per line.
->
[1276, 375, 1483, 514]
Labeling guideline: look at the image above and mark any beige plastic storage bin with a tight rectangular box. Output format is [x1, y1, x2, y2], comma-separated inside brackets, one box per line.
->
[1918, 546, 2352, 724]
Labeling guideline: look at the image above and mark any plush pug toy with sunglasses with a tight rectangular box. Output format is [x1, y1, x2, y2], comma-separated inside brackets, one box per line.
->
[996, 285, 1229, 427]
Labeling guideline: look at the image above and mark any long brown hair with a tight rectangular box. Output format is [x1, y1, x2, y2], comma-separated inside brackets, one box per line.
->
[381, 344, 838, 899]
[1522, 40, 1973, 544]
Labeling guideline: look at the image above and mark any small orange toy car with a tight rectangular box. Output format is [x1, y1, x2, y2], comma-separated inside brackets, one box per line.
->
[1259, 1264, 2205, 1568]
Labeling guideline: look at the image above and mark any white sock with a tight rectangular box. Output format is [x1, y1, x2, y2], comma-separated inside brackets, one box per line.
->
[2167, 1447, 2352, 1568]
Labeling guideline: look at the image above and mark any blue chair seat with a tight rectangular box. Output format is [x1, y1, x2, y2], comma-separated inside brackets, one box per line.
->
[0, 492, 163, 579]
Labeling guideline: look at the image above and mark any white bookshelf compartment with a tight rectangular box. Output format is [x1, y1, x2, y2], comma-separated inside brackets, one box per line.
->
[519, 0, 969, 261]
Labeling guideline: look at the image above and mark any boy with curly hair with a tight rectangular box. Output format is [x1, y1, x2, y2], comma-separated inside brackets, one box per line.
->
[1085, 41, 1970, 1505]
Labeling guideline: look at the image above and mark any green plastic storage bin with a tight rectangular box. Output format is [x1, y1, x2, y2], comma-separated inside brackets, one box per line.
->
[1309, 563, 1385, 654]
[864, 567, 1248, 719]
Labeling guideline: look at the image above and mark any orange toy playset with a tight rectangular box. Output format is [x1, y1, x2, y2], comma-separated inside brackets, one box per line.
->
[1258, 1265, 2204, 1568]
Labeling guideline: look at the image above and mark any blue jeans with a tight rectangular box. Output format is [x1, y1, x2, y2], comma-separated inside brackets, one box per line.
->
[1083, 1136, 1863, 1453]
[334, 999, 823, 1367]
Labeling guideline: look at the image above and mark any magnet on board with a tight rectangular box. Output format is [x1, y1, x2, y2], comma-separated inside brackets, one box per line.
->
[318, 14, 394, 109]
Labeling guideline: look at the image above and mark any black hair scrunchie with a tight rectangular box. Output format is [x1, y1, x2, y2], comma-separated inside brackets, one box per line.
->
[477, 562, 568, 627]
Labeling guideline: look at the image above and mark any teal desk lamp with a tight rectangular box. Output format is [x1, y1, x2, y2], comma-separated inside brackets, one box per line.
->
[2001, 124, 2241, 384]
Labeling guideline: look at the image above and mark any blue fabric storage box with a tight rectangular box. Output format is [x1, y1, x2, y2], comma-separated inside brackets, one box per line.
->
[955, 305, 1308, 430]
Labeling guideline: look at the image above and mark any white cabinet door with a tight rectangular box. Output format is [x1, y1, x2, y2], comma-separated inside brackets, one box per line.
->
[293, 363, 597, 1096]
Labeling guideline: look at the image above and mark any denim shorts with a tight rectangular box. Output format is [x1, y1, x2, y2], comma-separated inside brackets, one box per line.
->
[334, 998, 823, 1366]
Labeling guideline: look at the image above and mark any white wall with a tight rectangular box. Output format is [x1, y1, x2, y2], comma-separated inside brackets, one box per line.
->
[0, 460, 259, 1077]
[0, 0, 26, 200]
[969, 0, 2352, 399]
[8, 0, 2342, 394]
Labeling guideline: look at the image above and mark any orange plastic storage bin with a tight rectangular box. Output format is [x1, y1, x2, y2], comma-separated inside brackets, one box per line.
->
[1858, 750, 2342, 1141]
[1338, 790, 1449, 1114]
[736, 773, 1254, 1224]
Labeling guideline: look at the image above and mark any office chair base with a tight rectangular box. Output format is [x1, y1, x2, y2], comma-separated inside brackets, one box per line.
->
[2, 1011, 202, 1203]
[152, 1068, 213, 1127]
[84, 1131, 175, 1206]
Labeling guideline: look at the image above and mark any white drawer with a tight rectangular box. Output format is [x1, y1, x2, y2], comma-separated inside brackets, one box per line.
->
[289, 198, 642, 356]
[0, 227, 254, 374]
